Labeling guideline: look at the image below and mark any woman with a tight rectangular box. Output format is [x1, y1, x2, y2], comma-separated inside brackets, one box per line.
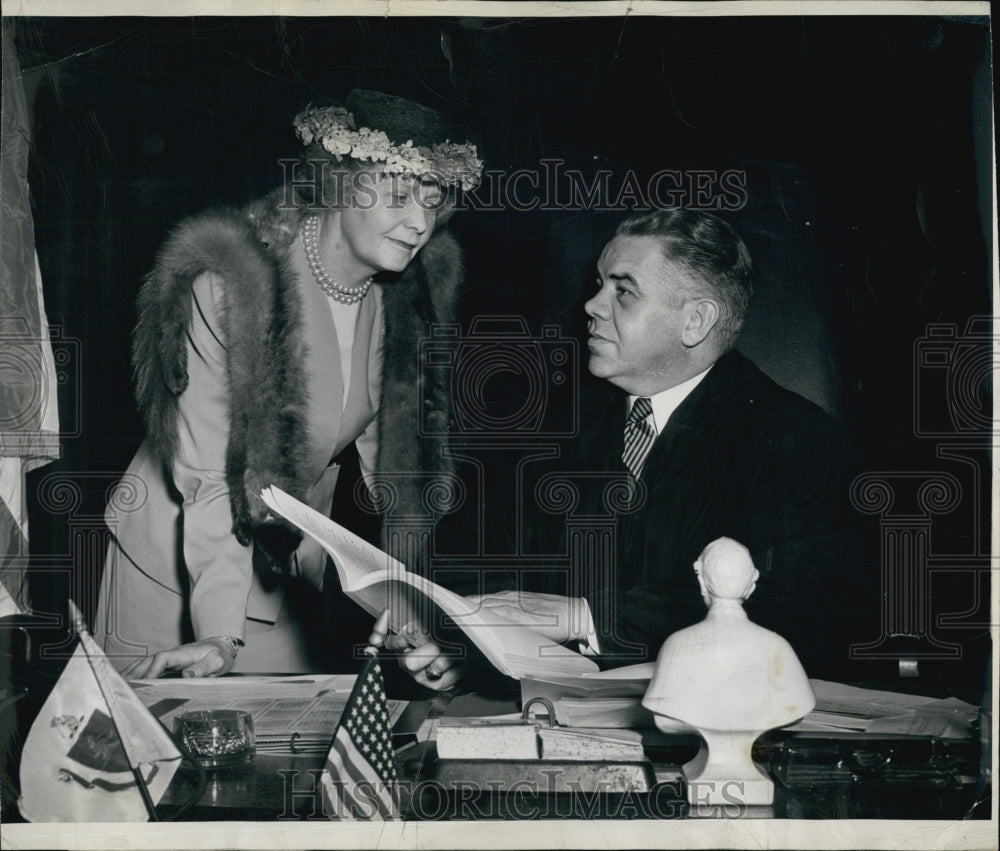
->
[94, 90, 482, 678]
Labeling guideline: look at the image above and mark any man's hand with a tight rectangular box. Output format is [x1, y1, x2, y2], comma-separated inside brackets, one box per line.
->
[368, 610, 465, 692]
[121, 637, 238, 679]
[465, 590, 592, 644]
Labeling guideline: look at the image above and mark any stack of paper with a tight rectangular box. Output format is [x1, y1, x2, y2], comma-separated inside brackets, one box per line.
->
[547, 697, 657, 729]
[787, 680, 979, 738]
[521, 663, 658, 728]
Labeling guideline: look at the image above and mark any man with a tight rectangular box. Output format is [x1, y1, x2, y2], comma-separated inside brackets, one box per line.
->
[378, 209, 867, 685]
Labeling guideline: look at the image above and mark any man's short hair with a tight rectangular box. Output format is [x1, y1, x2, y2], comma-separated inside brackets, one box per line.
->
[615, 209, 753, 350]
[696, 537, 758, 601]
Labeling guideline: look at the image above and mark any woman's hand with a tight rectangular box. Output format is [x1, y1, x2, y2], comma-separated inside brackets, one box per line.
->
[121, 637, 238, 679]
[465, 590, 592, 644]
[368, 610, 465, 692]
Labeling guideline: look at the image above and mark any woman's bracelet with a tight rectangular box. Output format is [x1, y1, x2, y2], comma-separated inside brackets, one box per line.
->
[208, 635, 244, 657]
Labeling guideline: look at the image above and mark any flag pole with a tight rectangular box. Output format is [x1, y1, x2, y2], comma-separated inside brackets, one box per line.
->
[126, 748, 160, 822]
[68, 601, 159, 822]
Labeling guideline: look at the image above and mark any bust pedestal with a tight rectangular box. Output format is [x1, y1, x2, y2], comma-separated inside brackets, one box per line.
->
[671, 725, 774, 806]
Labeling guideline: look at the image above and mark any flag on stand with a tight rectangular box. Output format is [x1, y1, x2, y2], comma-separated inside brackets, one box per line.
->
[321, 652, 401, 820]
[17, 603, 182, 822]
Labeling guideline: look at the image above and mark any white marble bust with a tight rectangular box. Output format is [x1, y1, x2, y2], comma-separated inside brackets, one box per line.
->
[642, 537, 815, 806]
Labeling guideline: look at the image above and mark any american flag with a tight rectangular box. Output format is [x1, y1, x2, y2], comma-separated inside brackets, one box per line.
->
[321, 652, 401, 820]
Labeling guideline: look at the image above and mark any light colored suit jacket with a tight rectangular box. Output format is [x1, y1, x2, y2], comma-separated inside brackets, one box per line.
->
[96, 265, 382, 669]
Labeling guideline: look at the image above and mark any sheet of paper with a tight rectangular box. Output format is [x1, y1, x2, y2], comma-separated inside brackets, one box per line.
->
[785, 710, 871, 733]
[808, 679, 956, 717]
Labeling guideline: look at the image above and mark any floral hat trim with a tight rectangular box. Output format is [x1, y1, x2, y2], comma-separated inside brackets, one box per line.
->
[293, 105, 483, 192]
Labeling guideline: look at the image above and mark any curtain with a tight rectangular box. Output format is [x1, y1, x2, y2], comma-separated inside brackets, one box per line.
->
[1, 23, 60, 612]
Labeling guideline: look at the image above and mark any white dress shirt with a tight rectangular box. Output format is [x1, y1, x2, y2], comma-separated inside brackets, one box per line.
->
[627, 365, 713, 437]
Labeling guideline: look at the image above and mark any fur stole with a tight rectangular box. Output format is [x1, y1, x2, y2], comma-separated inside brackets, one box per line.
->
[132, 188, 461, 554]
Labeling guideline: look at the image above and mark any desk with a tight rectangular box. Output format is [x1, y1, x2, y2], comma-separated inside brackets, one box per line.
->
[158, 743, 988, 822]
[157, 695, 990, 822]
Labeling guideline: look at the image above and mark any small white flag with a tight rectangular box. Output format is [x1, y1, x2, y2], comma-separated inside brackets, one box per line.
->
[17, 603, 182, 822]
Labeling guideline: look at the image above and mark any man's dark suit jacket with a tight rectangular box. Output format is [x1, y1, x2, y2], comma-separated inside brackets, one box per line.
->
[528, 349, 870, 680]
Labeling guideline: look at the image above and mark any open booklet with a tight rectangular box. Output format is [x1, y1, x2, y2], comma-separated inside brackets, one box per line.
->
[260, 486, 599, 680]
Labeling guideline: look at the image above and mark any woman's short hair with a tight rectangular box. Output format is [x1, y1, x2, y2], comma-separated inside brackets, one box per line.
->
[616, 208, 753, 350]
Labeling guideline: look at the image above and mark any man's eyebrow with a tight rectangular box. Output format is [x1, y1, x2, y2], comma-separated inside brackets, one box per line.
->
[607, 271, 640, 289]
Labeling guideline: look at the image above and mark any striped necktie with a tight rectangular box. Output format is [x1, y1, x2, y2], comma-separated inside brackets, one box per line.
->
[622, 396, 655, 480]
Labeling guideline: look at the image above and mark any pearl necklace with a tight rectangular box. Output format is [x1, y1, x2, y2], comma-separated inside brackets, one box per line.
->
[302, 214, 374, 305]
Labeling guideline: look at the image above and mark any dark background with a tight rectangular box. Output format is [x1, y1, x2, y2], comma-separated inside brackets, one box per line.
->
[6, 14, 994, 693]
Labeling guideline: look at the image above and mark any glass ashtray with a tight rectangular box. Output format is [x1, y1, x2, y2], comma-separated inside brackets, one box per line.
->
[174, 709, 255, 769]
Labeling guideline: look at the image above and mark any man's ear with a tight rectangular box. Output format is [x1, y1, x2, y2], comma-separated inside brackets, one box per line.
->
[693, 557, 711, 607]
[681, 297, 720, 347]
[743, 567, 760, 601]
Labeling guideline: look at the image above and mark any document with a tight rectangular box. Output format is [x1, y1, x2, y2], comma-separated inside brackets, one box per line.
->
[260, 485, 599, 680]
[792, 681, 979, 738]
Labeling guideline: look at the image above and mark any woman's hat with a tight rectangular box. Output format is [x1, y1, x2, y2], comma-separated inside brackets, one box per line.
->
[293, 89, 482, 191]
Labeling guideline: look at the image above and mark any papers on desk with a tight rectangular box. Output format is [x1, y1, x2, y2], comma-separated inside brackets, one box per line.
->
[521, 663, 661, 729]
[519, 671, 980, 739]
[787, 680, 979, 738]
[131, 675, 407, 754]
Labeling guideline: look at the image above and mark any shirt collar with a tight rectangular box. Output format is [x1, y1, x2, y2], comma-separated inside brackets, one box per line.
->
[628, 365, 713, 436]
